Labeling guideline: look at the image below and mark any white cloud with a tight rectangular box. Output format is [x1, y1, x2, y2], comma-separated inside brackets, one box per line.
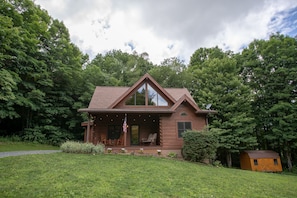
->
[35, 0, 297, 64]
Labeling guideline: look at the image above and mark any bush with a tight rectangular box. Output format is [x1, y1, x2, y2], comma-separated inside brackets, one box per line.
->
[0, 135, 22, 142]
[60, 141, 105, 154]
[182, 129, 218, 163]
[44, 126, 73, 146]
[167, 152, 178, 158]
[22, 128, 47, 144]
[212, 160, 223, 167]
[22, 126, 73, 146]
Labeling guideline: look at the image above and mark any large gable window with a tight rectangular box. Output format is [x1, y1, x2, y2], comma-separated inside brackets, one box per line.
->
[125, 82, 168, 106]
[147, 84, 168, 106]
[126, 84, 146, 105]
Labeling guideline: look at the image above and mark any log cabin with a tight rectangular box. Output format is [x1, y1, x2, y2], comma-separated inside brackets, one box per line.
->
[78, 73, 215, 155]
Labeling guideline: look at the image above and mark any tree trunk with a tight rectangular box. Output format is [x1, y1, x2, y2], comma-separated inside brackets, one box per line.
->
[285, 150, 292, 172]
[226, 152, 232, 168]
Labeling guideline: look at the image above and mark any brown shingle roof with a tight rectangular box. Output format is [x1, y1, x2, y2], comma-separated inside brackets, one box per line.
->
[79, 73, 216, 114]
[87, 86, 195, 109]
[88, 86, 129, 109]
[243, 150, 280, 159]
[165, 88, 195, 103]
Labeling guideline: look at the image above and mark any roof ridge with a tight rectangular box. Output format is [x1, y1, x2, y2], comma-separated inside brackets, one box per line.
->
[95, 86, 130, 88]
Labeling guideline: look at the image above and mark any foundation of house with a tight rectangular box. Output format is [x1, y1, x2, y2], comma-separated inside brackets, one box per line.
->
[104, 146, 182, 158]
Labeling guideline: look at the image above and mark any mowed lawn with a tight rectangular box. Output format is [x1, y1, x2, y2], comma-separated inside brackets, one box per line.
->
[0, 142, 59, 152]
[0, 153, 296, 198]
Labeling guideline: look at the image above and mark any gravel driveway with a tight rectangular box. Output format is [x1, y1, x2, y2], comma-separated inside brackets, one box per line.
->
[0, 150, 61, 158]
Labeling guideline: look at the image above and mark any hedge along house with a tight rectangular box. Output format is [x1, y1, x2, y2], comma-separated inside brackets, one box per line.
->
[240, 150, 282, 172]
[78, 73, 215, 153]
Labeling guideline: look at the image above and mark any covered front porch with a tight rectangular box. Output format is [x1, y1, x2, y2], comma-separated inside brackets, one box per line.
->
[83, 112, 169, 147]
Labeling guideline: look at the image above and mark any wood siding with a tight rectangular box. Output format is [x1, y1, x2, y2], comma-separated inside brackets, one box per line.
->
[161, 102, 206, 149]
[83, 103, 208, 151]
[240, 151, 282, 172]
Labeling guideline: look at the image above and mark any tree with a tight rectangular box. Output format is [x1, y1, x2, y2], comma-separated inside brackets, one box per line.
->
[0, 0, 53, 130]
[149, 57, 190, 88]
[188, 47, 257, 167]
[240, 34, 297, 171]
[0, 0, 86, 143]
[89, 50, 154, 86]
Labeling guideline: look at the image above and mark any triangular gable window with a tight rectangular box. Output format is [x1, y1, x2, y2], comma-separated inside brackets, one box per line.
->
[125, 82, 168, 106]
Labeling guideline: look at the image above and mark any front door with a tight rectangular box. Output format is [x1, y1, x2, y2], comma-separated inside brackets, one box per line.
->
[130, 125, 139, 145]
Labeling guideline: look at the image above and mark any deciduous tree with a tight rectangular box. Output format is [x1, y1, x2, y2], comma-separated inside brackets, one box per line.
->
[240, 34, 297, 171]
[189, 47, 257, 167]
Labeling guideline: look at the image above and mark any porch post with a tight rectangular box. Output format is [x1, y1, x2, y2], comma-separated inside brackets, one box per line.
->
[123, 114, 127, 147]
[86, 113, 90, 143]
[124, 132, 127, 146]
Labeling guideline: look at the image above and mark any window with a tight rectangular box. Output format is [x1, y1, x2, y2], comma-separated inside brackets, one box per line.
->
[254, 159, 258, 166]
[147, 84, 167, 106]
[125, 82, 168, 106]
[126, 84, 146, 105]
[274, 159, 278, 165]
[177, 122, 192, 138]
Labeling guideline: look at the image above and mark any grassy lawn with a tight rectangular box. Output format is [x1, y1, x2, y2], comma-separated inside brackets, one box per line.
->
[0, 153, 296, 197]
[0, 142, 59, 152]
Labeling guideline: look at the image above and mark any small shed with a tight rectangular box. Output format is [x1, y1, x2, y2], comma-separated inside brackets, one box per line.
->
[240, 150, 282, 172]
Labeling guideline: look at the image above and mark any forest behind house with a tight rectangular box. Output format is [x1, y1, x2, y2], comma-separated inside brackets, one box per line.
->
[1, 0, 297, 170]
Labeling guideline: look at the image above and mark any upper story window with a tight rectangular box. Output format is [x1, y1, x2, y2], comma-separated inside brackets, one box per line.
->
[126, 84, 146, 105]
[147, 84, 168, 106]
[125, 82, 168, 106]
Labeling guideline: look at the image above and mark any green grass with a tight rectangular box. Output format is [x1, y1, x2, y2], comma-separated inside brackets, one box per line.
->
[0, 142, 59, 152]
[0, 153, 296, 197]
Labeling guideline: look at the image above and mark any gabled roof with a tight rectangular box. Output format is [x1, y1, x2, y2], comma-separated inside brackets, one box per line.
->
[78, 73, 215, 114]
[170, 94, 200, 112]
[108, 73, 176, 108]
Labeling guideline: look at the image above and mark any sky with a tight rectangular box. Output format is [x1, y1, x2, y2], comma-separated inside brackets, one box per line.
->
[34, 0, 297, 65]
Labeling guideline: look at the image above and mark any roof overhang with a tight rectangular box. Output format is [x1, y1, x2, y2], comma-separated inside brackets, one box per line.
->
[195, 110, 217, 114]
[78, 108, 175, 114]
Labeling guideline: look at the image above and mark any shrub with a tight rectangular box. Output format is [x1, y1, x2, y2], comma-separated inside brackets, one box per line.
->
[92, 144, 105, 154]
[0, 135, 22, 142]
[212, 160, 223, 167]
[182, 129, 218, 163]
[22, 128, 47, 144]
[22, 126, 73, 146]
[44, 126, 73, 146]
[60, 141, 105, 154]
[167, 152, 178, 158]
